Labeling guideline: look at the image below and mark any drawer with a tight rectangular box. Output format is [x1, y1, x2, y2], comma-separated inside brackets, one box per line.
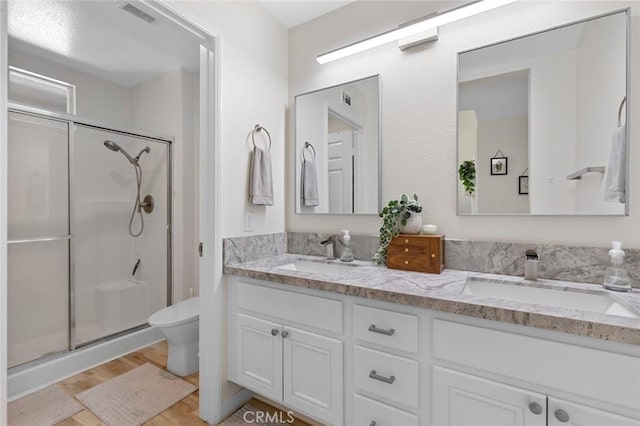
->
[433, 319, 640, 412]
[236, 281, 343, 333]
[353, 305, 418, 354]
[386, 254, 430, 273]
[387, 244, 429, 256]
[353, 345, 419, 409]
[353, 393, 418, 426]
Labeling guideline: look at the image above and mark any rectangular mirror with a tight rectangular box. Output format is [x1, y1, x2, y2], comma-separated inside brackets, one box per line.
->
[295, 75, 381, 215]
[457, 10, 628, 216]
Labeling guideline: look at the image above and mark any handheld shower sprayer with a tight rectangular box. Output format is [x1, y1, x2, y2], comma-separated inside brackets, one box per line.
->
[103, 140, 152, 237]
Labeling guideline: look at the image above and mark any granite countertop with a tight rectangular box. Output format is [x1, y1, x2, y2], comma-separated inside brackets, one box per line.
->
[224, 253, 640, 346]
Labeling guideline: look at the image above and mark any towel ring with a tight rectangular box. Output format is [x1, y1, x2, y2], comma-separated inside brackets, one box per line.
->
[301, 141, 316, 162]
[252, 124, 272, 150]
[618, 97, 627, 128]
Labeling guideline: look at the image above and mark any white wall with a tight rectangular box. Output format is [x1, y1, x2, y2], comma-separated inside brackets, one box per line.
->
[131, 67, 198, 303]
[287, 1, 640, 248]
[8, 49, 133, 129]
[168, 1, 287, 240]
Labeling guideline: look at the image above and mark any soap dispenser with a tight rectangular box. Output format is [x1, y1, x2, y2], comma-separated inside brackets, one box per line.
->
[340, 230, 354, 262]
[603, 241, 631, 292]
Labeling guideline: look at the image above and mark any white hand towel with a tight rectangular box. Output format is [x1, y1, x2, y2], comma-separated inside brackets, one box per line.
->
[301, 160, 319, 206]
[603, 124, 626, 203]
[249, 146, 273, 205]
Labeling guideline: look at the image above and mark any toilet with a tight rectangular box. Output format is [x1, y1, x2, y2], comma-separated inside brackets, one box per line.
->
[148, 297, 200, 376]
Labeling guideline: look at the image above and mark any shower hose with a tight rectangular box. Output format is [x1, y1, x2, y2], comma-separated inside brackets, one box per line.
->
[129, 161, 145, 237]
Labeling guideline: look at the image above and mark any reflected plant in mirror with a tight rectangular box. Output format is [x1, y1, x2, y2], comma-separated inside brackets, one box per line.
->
[295, 75, 381, 215]
[457, 10, 628, 216]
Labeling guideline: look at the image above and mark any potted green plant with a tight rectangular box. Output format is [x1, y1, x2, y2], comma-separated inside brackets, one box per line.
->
[373, 193, 423, 265]
[458, 160, 476, 195]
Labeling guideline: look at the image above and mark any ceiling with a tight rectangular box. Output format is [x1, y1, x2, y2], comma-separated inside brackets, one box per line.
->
[6, 0, 354, 87]
[7, 0, 202, 87]
[258, 0, 355, 28]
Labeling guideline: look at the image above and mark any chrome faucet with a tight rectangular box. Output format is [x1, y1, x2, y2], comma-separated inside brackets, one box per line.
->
[320, 236, 337, 260]
[524, 249, 539, 281]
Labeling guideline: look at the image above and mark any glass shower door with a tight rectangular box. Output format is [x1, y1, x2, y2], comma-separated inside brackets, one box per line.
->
[73, 124, 169, 345]
[7, 112, 70, 368]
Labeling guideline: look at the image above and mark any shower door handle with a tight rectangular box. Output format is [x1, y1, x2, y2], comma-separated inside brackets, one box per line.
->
[8, 235, 73, 244]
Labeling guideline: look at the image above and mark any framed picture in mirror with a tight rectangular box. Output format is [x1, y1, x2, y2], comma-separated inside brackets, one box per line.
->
[519, 176, 529, 195]
[491, 157, 508, 175]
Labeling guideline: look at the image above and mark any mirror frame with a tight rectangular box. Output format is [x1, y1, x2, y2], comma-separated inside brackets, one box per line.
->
[294, 74, 382, 215]
[455, 8, 630, 216]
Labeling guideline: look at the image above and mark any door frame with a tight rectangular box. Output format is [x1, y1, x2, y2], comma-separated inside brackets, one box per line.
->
[0, 1, 223, 423]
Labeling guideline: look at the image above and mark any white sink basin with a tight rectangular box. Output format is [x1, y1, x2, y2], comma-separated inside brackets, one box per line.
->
[276, 260, 357, 275]
[463, 277, 638, 318]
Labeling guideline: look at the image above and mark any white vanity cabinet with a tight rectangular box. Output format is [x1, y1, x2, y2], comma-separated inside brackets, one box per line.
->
[433, 367, 640, 426]
[227, 274, 640, 426]
[432, 320, 640, 426]
[433, 366, 547, 426]
[229, 279, 344, 425]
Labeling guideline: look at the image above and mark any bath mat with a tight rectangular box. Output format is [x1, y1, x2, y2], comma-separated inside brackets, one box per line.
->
[75, 362, 197, 426]
[219, 403, 284, 425]
[8, 385, 84, 426]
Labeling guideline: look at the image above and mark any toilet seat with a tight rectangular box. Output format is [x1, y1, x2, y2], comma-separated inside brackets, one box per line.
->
[149, 297, 199, 327]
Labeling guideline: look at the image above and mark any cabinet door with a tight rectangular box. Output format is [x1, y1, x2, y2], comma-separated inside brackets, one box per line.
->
[433, 366, 546, 426]
[235, 314, 283, 402]
[283, 326, 343, 425]
[549, 397, 640, 426]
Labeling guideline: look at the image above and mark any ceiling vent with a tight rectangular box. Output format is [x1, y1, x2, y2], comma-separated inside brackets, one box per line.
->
[119, 3, 157, 24]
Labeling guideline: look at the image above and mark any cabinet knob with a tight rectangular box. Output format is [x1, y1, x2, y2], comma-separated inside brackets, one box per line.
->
[431, 253, 436, 258]
[528, 402, 543, 415]
[405, 247, 409, 253]
[554, 409, 570, 423]
[271, 328, 279, 336]
[404, 260, 409, 265]
[281, 330, 289, 339]
[404, 239, 409, 243]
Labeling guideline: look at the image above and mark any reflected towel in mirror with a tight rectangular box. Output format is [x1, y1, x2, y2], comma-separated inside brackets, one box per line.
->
[603, 124, 626, 203]
[301, 159, 319, 206]
[249, 146, 273, 205]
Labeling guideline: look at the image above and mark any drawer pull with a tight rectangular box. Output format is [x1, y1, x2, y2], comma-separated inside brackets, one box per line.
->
[554, 409, 570, 423]
[281, 330, 289, 339]
[369, 370, 395, 384]
[528, 402, 543, 415]
[404, 239, 409, 243]
[405, 247, 409, 253]
[368, 324, 395, 336]
[431, 253, 436, 258]
[369, 422, 376, 426]
[271, 328, 279, 336]
[404, 260, 409, 265]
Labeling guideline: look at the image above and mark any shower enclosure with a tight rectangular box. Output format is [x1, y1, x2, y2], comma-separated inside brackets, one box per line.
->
[7, 108, 171, 369]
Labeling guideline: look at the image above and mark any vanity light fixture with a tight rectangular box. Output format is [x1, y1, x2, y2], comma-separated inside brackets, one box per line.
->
[316, 0, 519, 64]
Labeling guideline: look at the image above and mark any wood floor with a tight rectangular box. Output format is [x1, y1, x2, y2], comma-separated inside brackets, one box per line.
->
[45, 341, 311, 425]
[56, 340, 205, 425]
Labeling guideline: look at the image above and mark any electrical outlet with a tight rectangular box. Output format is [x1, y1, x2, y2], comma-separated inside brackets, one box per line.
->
[245, 212, 255, 232]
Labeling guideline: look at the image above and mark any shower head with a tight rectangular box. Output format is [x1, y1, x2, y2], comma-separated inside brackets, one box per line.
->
[104, 140, 120, 152]
[104, 140, 136, 164]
